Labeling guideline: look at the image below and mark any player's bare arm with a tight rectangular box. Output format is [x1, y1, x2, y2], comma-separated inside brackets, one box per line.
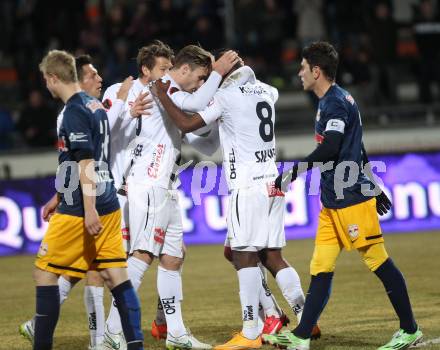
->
[130, 90, 153, 118]
[42, 193, 60, 222]
[78, 158, 103, 236]
[152, 79, 206, 133]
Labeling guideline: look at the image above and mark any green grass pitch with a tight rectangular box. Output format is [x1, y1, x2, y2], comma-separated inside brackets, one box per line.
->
[1, 231, 439, 349]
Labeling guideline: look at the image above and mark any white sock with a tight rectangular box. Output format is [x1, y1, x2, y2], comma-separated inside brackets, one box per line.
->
[238, 267, 261, 340]
[275, 267, 305, 322]
[157, 266, 186, 338]
[257, 264, 279, 318]
[155, 296, 167, 325]
[106, 257, 149, 334]
[58, 276, 73, 305]
[84, 286, 105, 346]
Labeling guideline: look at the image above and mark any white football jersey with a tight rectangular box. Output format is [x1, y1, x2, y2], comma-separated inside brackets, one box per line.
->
[127, 71, 222, 189]
[199, 66, 279, 190]
[102, 78, 145, 189]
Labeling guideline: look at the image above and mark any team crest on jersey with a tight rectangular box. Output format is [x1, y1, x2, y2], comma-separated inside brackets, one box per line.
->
[86, 99, 104, 113]
[316, 109, 321, 121]
[345, 94, 355, 105]
[348, 224, 359, 240]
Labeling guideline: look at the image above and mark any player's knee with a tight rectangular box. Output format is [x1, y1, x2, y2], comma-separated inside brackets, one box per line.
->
[159, 254, 183, 271]
[310, 244, 340, 276]
[132, 250, 154, 265]
[359, 243, 389, 272]
[224, 246, 233, 262]
[85, 270, 104, 287]
[33, 267, 59, 286]
[258, 248, 288, 277]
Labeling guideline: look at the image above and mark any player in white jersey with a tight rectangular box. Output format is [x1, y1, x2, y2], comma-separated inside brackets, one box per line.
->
[106, 45, 239, 350]
[101, 41, 175, 350]
[151, 58, 313, 350]
[19, 55, 135, 350]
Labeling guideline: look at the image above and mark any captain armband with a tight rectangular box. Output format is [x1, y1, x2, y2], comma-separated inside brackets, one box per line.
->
[325, 119, 345, 134]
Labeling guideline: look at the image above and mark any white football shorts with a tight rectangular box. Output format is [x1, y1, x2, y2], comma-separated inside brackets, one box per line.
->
[127, 185, 183, 258]
[225, 184, 286, 251]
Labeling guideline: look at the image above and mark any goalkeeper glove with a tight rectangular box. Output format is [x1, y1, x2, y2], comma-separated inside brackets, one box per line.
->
[375, 190, 392, 215]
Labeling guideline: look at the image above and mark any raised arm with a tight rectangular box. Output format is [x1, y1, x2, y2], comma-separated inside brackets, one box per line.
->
[152, 80, 222, 133]
[173, 50, 240, 112]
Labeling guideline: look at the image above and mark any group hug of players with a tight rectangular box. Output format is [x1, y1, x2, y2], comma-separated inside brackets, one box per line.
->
[19, 39, 423, 350]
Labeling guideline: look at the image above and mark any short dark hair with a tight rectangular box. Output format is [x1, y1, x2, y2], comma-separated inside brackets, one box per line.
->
[137, 40, 174, 76]
[75, 54, 93, 82]
[173, 45, 212, 71]
[302, 41, 339, 81]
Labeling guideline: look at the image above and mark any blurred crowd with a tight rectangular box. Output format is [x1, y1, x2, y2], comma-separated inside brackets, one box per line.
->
[0, 0, 439, 150]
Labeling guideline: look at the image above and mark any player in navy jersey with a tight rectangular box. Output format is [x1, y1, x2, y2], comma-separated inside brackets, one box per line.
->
[30, 50, 144, 350]
[267, 42, 422, 350]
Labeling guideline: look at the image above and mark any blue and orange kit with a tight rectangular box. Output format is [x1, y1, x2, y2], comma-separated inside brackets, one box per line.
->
[315, 84, 373, 209]
[56, 92, 119, 216]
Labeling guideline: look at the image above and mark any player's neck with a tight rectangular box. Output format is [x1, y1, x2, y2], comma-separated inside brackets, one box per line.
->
[313, 80, 333, 99]
[59, 83, 82, 103]
[139, 76, 149, 85]
[168, 71, 183, 89]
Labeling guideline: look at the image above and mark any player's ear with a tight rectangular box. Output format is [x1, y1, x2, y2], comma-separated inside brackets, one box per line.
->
[181, 63, 190, 76]
[141, 65, 151, 79]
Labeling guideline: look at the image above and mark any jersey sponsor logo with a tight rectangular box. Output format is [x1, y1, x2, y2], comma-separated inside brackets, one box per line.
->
[345, 94, 355, 105]
[85, 99, 104, 113]
[229, 149, 237, 179]
[69, 132, 88, 143]
[255, 147, 276, 163]
[147, 144, 165, 178]
[238, 85, 267, 95]
[57, 136, 68, 152]
[315, 133, 324, 144]
[153, 227, 165, 244]
[348, 224, 359, 240]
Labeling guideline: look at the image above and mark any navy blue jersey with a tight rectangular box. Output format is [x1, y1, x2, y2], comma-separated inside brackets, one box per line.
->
[56, 92, 119, 216]
[315, 84, 373, 208]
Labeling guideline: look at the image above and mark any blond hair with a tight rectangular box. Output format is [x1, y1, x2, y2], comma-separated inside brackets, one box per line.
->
[39, 50, 78, 83]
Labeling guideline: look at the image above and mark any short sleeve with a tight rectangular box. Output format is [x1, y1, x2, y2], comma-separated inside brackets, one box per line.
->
[198, 97, 222, 125]
[63, 105, 94, 151]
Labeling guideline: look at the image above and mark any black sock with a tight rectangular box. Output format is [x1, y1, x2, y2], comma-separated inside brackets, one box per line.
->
[33, 286, 60, 350]
[374, 258, 417, 334]
[293, 272, 333, 339]
[111, 280, 143, 350]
